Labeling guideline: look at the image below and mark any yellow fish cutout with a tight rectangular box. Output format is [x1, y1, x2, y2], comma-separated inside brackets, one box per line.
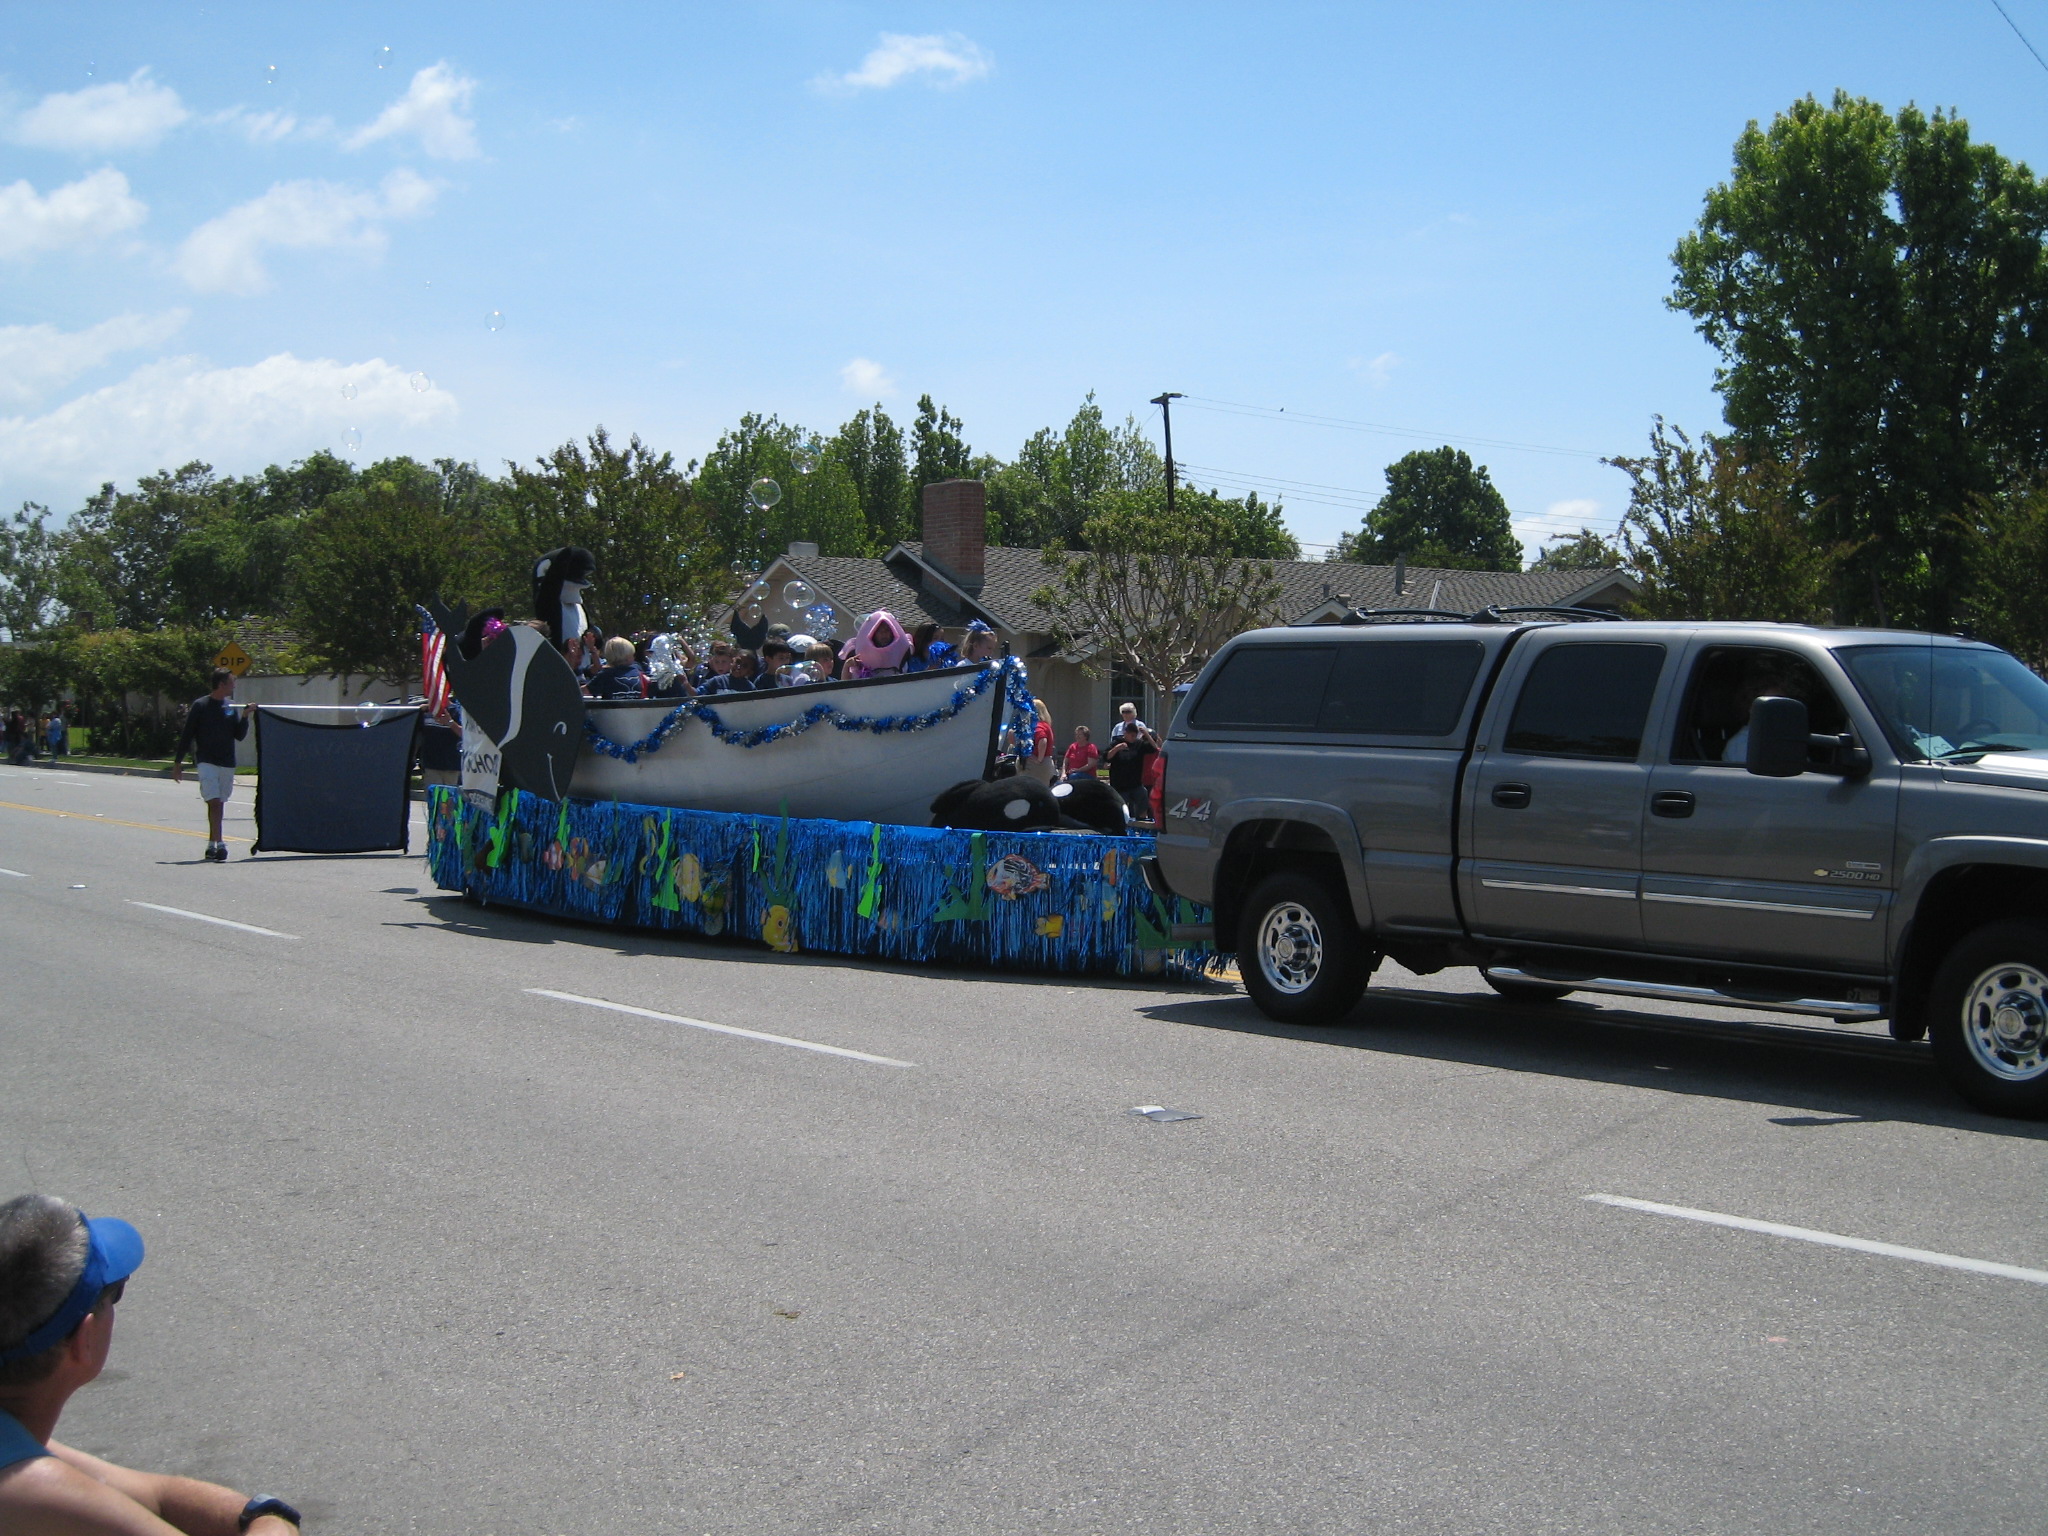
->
[675, 852, 703, 903]
[825, 849, 848, 889]
[1034, 914, 1064, 938]
[763, 904, 798, 953]
[1100, 850, 1120, 883]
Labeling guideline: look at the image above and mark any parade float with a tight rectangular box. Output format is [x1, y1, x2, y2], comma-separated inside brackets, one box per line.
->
[421, 595, 1211, 977]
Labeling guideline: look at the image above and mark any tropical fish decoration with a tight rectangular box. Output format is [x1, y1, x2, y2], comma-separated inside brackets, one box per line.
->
[985, 852, 1049, 901]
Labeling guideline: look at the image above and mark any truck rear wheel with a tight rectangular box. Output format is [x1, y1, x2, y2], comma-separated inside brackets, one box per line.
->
[1928, 921, 2048, 1119]
[1237, 869, 1370, 1025]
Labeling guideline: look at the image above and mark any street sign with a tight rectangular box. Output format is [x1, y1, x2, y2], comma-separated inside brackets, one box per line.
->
[213, 641, 252, 677]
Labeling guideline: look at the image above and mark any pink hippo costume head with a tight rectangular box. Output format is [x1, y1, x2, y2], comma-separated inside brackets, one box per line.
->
[843, 609, 914, 679]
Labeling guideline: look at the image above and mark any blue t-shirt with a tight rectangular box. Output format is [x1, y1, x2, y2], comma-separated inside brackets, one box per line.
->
[0, 1407, 49, 1471]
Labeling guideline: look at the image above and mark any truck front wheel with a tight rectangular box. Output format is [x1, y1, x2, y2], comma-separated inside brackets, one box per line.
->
[1237, 869, 1371, 1025]
[1928, 921, 2048, 1119]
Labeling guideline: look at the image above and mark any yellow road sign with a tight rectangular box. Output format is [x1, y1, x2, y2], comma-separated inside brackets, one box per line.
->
[213, 641, 252, 677]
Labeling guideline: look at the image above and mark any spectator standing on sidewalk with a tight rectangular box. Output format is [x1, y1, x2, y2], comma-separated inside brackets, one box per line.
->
[170, 670, 252, 863]
[4, 711, 23, 765]
[45, 713, 66, 758]
[0, 1193, 303, 1535]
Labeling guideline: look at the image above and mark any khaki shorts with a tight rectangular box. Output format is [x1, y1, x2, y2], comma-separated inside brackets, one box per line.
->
[196, 763, 236, 802]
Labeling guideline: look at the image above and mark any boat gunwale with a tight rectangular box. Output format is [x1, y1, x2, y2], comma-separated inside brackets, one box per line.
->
[581, 661, 1001, 711]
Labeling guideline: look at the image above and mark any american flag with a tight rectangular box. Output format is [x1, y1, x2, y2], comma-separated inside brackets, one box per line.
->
[418, 607, 451, 720]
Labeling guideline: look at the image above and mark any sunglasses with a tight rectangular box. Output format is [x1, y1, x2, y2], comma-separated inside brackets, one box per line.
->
[101, 1280, 125, 1308]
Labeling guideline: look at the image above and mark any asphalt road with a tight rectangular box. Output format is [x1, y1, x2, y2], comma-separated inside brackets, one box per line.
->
[2, 763, 2043, 1535]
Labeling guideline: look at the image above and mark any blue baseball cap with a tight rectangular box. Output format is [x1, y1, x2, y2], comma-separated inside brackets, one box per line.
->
[0, 1212, 144, 1365]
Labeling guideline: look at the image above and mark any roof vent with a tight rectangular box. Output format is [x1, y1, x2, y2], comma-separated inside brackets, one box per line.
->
[786, 541, 819, 561]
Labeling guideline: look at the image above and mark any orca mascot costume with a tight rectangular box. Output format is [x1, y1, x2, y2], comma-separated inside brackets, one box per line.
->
[532, 546, 597, 651]
[429, 599, 586, 803]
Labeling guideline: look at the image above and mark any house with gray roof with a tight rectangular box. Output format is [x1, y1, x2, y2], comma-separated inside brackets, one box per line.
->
[734, 480, 1637, 741]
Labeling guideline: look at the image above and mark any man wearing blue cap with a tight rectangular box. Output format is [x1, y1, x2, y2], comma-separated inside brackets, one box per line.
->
[0, 1194, 301, 1534]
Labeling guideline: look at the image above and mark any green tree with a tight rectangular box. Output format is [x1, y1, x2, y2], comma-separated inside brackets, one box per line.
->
[1529, 527, 1621, 570]
[987, 395, 1165, 548]
[0, 505, 63, 640]
[1670, 91, 2048, 629]
[1032, 489, 1286, 699]
[1611, 421, 1840, 622]
[829, 405, 912, 551]
[911, 394, 975, 509]
[1340, 446, 1520, 570]
[1966, 481, 2048, 668]
[497, 428, 725, 636]
[695, 413, 873, 576]
[289, 458, 498, 679]
[54, 463, 232, 629]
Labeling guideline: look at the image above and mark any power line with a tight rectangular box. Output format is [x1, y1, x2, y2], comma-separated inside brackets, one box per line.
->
[1991, 0, 2048, 75]
[1176, 394, 1607, 461]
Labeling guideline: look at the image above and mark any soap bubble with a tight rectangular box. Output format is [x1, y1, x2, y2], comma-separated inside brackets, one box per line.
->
[263, 64, 278, 86]
[792, 439, 822, 474]
[803, 602, 838, 640]
[747, 477, 781, 511]
[342, 427, 362, 454]
[739, 594, 765, 623]
[729, 559, 745, 578]
[409, 371, 432, 392]
[485, 310, 505, 331]
[642, 593, 653, 605]
[781, 579, 814, 609]
[374, 44, 392, 69]
[340, 382, 358, 401]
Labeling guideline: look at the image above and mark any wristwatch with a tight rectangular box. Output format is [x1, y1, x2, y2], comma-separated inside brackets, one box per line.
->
[239, 1495, 302, 1530]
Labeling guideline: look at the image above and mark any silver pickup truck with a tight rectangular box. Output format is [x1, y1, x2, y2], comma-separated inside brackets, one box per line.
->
[1148, 609, 2048, 1118]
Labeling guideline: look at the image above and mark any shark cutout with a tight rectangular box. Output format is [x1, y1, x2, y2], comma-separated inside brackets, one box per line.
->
[428, 599, 587, 803]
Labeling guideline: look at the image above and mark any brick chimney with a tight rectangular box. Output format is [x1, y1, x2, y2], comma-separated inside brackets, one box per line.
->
[921, 479, 986, 593]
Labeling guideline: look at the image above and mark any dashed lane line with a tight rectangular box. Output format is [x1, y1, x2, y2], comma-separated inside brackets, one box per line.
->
[1586, 1193, 2048, 1287]
[0, 868, 26, 878]
[126, 901, 299, 940]
[527, 988, 916, 1068]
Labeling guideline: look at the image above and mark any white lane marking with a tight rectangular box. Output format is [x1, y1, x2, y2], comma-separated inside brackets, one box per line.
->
[1586, 1194, 2048, 1287]
[527, 988, 915, 1068]
[0, 868, 26, 878]
[126, 901, 300, 940]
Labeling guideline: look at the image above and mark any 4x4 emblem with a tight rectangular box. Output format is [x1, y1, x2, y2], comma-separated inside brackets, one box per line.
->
[1167, 797, 1213, 822]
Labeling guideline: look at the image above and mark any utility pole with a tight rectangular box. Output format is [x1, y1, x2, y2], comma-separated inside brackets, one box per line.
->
[1150, 392, 1184, 514]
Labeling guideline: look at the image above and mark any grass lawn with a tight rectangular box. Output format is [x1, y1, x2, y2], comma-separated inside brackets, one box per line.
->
[37, 753, 258, 776]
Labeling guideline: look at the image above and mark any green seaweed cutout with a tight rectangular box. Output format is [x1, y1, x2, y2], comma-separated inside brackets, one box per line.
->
[932, 832, 989, 922]
[856, 824, 884, 919]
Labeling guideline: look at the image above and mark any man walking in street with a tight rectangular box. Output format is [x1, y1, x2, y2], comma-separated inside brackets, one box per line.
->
[0, 1193, 303, 1535]
[170, 670, 252, 863]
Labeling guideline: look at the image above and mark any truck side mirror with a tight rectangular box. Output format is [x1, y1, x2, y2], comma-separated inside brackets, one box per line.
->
[1745, 696, 1810, 777]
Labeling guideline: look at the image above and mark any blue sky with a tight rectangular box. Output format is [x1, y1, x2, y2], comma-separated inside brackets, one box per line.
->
[6, 1, 2048, 560]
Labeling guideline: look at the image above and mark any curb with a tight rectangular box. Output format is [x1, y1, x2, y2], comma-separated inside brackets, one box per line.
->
[23, 757, 441, 804]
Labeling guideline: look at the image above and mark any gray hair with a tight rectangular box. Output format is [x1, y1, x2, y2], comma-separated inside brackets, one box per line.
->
[0, 1193, 89, 1387]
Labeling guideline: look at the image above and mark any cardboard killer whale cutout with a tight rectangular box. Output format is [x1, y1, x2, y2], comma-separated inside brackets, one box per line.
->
[428, 598, 586, 803]
[532, 546, 597, 650]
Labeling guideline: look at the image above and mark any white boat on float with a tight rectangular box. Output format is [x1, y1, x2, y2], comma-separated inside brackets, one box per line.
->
[544, 661, 1016, 826]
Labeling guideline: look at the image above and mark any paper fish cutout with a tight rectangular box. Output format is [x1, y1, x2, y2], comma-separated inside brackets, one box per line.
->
[985, 852, 1049, 901]
[1033, 914, 1063, 938]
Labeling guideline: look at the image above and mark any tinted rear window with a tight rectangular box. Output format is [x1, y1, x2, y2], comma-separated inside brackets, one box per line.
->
[1319, 640, 1485, 735]
[1503, 643, 1666, 759]
[1190, 646, 1335, 730]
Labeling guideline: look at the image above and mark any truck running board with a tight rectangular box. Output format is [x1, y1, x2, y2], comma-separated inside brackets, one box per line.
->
[1482, 967, 1886, 1021]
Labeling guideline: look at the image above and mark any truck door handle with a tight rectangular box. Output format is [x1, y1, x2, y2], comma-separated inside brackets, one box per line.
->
[1651, 791, 1695, 818]
[1492, 782, 1532, 809]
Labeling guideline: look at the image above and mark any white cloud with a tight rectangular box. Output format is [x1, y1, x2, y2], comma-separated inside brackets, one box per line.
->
[209, 106, 313, 145]
[344, 63, 479, 159]
[173, 169, 438, 294]
[0, 311, 189, 409]
[0, 353, 456, 502]
[819, 33, 991, 92]
[13, 68, 189, 152]
[839, 357, 896, 395]
[0, 168, 148, 260]
[1348, 350, 1401, 387]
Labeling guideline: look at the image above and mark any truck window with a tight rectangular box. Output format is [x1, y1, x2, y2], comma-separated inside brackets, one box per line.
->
[1672, 647, 1849, 763]
[1501, 643, 1666, 760]
[1318, 640, 1485, 735]
[1189, 645, 1336, 730]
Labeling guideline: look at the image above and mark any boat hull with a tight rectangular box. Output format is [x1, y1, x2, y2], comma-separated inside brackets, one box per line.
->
[567, 665, 1006, 824]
